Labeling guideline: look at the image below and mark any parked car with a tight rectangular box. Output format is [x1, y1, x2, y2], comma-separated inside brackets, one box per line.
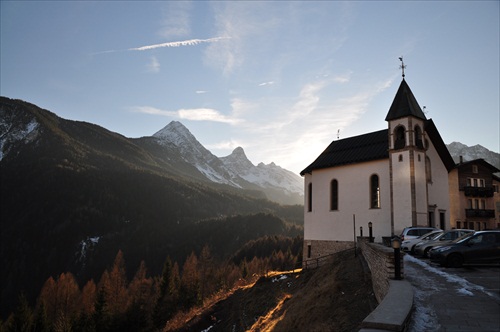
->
[414, 229, 474, 257]
[430, 231, 500, 267]
[400, 226, 441, 242]
[401, 230, 443, 254]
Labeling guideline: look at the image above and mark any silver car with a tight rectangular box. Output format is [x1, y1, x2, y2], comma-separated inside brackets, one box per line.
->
[402, 230, 443, 254]
[414, 229, 474, 257]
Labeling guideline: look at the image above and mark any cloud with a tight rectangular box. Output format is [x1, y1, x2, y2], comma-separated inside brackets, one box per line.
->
[132, 106, 242, 125]
[206, 140, 242, 151]
[178, 108, 241, 124]
[131, 106, 175, 117]
[147, 56, 160, 73]
[258, 81, 275, 86]
[158, 2, 192, 39]
[195, 90, 208, 94]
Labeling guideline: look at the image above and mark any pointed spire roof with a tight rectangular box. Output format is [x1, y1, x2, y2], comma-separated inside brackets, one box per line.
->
[385, 79, 426, 121]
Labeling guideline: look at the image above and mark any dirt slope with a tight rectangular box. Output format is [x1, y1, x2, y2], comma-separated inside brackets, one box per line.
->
[168, 249, 377, 332]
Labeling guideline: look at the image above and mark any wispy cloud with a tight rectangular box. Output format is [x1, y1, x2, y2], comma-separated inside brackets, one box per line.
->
[158, 2, 192, 39]
[147, 56, 160, 73]
[258, 81, 274, 86]
[195, 90, 208, 94]
[132, 106, 242, 125]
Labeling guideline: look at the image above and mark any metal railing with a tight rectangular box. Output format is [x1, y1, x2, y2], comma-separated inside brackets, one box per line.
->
[301, 247, 356, 270]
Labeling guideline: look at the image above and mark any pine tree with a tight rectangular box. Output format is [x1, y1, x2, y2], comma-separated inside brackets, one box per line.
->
[180, 252, 201, 309]
[81, 280, 97, 316]
[93, 288, 109, 332]
[103, 250, 128, 317]
[152, 258, 180, 328]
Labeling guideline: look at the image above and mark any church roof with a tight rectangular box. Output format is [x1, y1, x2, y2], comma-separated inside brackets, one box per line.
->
[385, 79, 427, 121]
[300, 129, 388, 175]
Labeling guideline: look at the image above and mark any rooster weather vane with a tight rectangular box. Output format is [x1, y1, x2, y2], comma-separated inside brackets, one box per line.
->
[399, 56, 406, 78]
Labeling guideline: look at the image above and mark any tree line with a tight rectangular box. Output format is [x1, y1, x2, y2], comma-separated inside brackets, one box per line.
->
[1, 236, 302, 332]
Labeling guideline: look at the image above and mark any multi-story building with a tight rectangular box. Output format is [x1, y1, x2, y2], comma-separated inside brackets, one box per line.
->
[449, 158, 500, 230]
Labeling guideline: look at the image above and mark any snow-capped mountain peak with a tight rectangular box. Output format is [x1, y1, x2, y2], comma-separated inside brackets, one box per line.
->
[150, 122, 304, 204]
[153, 121, 197, 147]
[220, 147, 254, 171]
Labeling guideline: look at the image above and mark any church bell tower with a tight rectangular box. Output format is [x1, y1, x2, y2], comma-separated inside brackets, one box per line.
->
[386, 58, 429, 234]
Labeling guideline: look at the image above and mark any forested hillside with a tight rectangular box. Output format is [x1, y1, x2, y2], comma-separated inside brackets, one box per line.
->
[0, 97, 304, 325]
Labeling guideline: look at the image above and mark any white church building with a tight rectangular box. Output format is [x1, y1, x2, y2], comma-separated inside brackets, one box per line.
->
[300, 77, 455, 260]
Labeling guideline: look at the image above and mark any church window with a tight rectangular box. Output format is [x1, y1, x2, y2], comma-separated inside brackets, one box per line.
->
[472, 165, 478, 173]
[307, 245, 311, 258]
[330, 179, 338, 211]
[425, 157, 432, 182]
[394, 126, 406, 149]
[370, 174, 380, 209]
[414, 125, 424, 149]
[398, 155, 403, 162]
[418, 154, 421, 162]
[307, 183, 312, 212]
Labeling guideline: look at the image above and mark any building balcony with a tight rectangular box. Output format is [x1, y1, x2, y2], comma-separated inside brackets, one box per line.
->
[463, 186, 494, 197]
[465, 209, 495, 218]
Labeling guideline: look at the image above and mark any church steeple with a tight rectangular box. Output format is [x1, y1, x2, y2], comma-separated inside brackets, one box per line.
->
[385, 79, 426, 121]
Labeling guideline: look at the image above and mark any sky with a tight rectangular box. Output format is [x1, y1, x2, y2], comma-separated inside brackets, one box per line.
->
[1, 1, 499, 174]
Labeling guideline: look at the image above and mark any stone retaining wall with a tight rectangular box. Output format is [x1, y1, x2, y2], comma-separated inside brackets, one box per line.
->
[358, 237, 405, 303]
[302, 240, 354, 268]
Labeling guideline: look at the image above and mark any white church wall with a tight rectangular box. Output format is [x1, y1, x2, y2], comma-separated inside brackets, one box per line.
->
[303, 159, 392, 244]
[426, 138, 451, 229]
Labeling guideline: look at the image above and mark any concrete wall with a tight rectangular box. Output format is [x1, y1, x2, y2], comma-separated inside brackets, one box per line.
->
[358, 237, 404, 303]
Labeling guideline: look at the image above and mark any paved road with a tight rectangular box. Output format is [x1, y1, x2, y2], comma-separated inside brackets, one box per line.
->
[404, 255, 500, 332]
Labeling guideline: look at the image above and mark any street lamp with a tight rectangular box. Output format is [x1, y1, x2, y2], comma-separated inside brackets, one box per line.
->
[391, 236, 402, 280]
[368, 222, 373, 243]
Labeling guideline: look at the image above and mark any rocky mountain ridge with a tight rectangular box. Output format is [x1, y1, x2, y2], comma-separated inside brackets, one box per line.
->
[152, 120, 304, 204]
[446, 141, 499, 170]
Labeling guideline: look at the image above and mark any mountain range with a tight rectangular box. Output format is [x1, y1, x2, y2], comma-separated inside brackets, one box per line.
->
[0, 96, 304, 317]
[446, 141, 500, 170]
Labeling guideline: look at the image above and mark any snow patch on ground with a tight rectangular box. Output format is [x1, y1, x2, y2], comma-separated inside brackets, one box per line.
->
[271, 275, 288, 283]
[404, 257, 441, 332]
[76, 236, 101, 265]
[405, 255, 486, 296]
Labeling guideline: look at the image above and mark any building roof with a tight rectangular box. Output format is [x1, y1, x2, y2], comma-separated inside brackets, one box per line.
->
[300, 129, 388, 175]
[455, 158, 500, 173]
[385, 79, 427, 121]
[424, 119, 456, 172]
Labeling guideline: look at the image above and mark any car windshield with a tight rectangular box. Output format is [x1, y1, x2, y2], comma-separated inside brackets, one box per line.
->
[427, 232, 443, 240]
[453, 232, 475, 244]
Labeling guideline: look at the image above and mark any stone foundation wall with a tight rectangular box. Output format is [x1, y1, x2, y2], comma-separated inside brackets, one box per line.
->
[302, 240, 355, 269]
[358, 237, 404, 303]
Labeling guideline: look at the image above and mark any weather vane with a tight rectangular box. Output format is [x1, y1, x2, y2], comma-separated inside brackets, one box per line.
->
[399, 56, 406, 78]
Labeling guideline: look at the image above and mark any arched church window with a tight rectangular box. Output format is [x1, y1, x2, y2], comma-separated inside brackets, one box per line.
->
[330, 179, 338, 211]
[415, 125, 424, 149]
[370, 174, 380, 209]
[308, 183, 312, 212]
[394, 126, 406, 149]
[425, 157, 432, 182]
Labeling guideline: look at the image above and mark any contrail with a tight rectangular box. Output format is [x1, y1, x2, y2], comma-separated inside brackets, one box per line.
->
[129, 36, 230, 51]
[94, 36, 230, 55]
